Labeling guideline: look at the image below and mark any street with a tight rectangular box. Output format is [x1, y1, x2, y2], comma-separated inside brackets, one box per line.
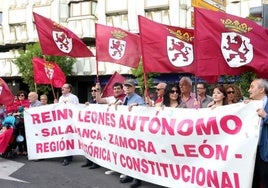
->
[0, 155, 166, 188]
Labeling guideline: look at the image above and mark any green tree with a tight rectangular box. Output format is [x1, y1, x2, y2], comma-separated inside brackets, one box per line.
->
[235, 71, 257, 98]
[131, 62, 159, 95]
[14, 43, 75, 94]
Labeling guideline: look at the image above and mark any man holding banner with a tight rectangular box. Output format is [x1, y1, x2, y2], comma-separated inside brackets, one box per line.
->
[119, 79, 145, 188]
[54, 83, 79, 166]
[248, 78, 268, 188]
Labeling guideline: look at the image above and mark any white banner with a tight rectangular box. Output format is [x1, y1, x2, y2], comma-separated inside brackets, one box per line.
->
[24, 101, 262, 188]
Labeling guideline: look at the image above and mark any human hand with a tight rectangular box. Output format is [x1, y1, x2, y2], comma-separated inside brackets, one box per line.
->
[257, 108, 267, 118]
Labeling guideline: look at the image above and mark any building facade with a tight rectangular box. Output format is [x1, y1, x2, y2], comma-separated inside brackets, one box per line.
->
[0, 0, 251, 102]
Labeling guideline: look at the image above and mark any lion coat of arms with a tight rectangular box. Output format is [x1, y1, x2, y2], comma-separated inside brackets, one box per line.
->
[52, 31, 73, 53]
[221, 32, 253, 67]
[167, 36, 193, 67]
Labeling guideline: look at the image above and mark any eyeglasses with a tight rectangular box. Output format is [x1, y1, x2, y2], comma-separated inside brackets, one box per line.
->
[156, 88, 164, 91]
[227, 91, 235, 94]
[169, 90, 179, 94]
[91, 89, 99, 92]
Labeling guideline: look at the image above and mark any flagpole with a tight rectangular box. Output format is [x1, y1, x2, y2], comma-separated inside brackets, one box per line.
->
[95, 23, 99, 83]
[50, 80, 56, 100]
[194, 75, 197, 98]
[34, 83, 37, 93]
[143, 71, 148, 99]
[96, 61, 99, 83]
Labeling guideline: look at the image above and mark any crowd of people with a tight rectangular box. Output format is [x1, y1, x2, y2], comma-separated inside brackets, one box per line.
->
[0, 90, 47, 157]
[0, 76, 268, 188]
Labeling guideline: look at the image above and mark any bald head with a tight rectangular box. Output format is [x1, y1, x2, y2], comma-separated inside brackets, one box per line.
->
[156, 82, 167, 98]
[28, 92, 39, 103]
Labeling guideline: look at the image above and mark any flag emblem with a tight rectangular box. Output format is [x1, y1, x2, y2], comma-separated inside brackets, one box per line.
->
[221, 32, 253, 67]
[52, 31, 73, 53]
[167, 36, 193, 67]
[44, 62, 55, 80]
[109, 38, 126, 60]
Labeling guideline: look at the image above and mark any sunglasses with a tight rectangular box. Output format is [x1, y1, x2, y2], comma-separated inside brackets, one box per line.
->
[18, 94, 25, 97]
[227, 91, 235, 94]
[91, 89, 99, 92]
[169, 90, 179, 94]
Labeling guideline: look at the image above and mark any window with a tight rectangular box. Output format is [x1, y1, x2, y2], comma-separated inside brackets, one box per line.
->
[145, 0, 169, 11]
[145, 10, 170, 25]
[69, 0, 97, 17]
[105, 0, 127, 14]
[106, 14, 129, 30]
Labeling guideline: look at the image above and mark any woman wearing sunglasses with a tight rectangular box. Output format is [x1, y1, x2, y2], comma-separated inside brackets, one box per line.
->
[6, 90, 30, 156]
[162, 83, 185, 108]
[6, 90, 30, 116]
[224, 84, 243, 105]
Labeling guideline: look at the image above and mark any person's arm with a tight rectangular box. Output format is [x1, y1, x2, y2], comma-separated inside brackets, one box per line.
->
[95, 83, 108, 104]
[145, 96, 154, 107]
[95, 91, 107, 104]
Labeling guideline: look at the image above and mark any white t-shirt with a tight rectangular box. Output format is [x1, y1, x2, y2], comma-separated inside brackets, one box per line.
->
[59, 93, 79, 104]
[105, 96, 123, 105]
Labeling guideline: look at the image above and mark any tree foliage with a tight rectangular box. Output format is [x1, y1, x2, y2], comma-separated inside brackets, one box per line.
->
[14, 43, 75, 94]
[235, 71, 257, 98]
[131, 62, 159, 94]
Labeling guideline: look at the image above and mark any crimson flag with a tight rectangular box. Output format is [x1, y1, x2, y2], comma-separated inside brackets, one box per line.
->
[194, 7, 268, 81]
[96, 23, 141, 68]
[138, 15, 195, 74]
[33, 12, 94, 57]
[0, 78, 15, 106]
[101, 71, 125, 97]
[0, 128, 13, 153]
[32, 57, 66, 88]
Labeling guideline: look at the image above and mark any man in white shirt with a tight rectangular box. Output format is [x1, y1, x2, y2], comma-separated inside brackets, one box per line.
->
[95, 82, 125, 105]
[54, 83, 79, 166]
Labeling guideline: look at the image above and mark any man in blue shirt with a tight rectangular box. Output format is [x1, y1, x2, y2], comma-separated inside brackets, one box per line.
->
[120, 79, 145, 188]
[122, 79, 145, 107]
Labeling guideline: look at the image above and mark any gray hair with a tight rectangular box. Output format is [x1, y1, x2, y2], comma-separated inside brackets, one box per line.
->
[179, 76, 192, 86]
[258, 78, 268, 95]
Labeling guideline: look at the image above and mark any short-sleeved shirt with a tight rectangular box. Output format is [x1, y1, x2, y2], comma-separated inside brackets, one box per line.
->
[123, 93, 145, 106]
[200, 95, 213, 108]
[105, 94, 125, 104]
[181, 92, 197, 108]
[30, 100, 42, 108]
[59, 93, 79, 104]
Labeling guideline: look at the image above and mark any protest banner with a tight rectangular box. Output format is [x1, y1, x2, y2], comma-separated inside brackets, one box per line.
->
[24, 101, 261, 188]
